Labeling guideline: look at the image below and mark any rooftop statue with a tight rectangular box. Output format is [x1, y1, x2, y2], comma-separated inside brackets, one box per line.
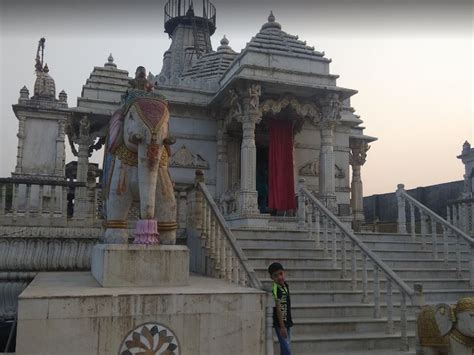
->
[102, 66, 177, 245]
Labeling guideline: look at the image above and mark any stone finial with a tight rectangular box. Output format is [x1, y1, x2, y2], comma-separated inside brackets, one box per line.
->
[268, 11, 275, 23]
[43, 63, 49, 73]
[19, 86, 29, 100]
[262, 11, 281, 30]
[221, 35, 229, 46]
[463, 140, 471, 153]
[217, 35, 233, 52]
[59, 90, 68, 102]
[105, 53, 117, 68]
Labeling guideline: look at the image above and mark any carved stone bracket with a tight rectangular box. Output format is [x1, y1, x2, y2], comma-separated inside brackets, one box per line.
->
[299, 160, 345, 178]
[350, 142, 370, 167]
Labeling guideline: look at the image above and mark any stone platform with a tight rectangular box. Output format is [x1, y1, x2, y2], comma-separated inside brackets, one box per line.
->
[91, 244, 189, 287]
[15, 272, 266, 355]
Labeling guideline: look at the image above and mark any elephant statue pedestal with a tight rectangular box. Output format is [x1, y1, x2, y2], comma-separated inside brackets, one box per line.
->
[91, 244, 189, 287]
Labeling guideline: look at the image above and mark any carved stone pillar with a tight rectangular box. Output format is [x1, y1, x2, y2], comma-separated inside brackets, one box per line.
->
[350, 141, 370, 231]
[76, 116, 90, 184]
[216, 119, 229, 198]
[74, 116, 91, 220]
[15, 115, 26, 174]
[55, 120, 66, 176]
[318, 93, 341, 213]
[230, 84, 262, 214]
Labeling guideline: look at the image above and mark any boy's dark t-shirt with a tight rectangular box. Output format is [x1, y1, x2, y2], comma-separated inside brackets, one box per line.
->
[272, 282, 293, 328]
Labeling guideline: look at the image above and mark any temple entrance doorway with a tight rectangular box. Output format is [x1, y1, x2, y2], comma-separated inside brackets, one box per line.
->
[256, 122, 269, 213]
[256, 116, 296, 215]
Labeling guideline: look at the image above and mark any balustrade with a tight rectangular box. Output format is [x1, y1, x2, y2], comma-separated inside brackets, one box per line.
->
[299, 178, 419, 350]
[396, 184, 474, 287]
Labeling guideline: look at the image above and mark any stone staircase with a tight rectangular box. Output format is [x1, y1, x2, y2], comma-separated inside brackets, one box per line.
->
[232, 224, 472, 354]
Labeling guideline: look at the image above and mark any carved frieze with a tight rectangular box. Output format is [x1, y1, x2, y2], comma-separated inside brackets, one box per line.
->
[299, 160, 319, 177]
[299, 160, 346, 179]
[170, 145, 209, 169]
[260, 95, 320, 123]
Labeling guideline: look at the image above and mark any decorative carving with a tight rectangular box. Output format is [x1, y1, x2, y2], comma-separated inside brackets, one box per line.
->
[335, 164, 345, 179]
[228, 88, 242, 119]
[260, 95, 320, 123]
[119, 322, 180, 355]
[350, 142, 370, 167]
[319, 93, 342, 122]
[170, 145, 209, 169]
[299, 160, 319, 177]
[248, 83, 261, 113]
[79, 116, 90, 139]
[219, 183, 240, 214]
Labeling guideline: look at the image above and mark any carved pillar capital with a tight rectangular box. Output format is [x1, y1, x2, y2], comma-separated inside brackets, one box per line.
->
[228, 83, 262, 125]
[319, 93, 342, 124]
[349, 142, 370, 168]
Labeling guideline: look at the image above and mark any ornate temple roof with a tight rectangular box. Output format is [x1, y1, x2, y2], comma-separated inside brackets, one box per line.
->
[74, 54, 131, 115]
[242, 12, 327, 61]
[33, 64, 56, 99]
[181, 36, 238, 80]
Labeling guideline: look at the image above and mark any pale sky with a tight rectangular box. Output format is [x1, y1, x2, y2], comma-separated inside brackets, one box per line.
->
[0, 0, 472, 196]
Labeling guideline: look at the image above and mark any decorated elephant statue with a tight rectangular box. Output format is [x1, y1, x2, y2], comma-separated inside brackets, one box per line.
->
[102, 66, 177, 245]
[417, 297, 474, 355]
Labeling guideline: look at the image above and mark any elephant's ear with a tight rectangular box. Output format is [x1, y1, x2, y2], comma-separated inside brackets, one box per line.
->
[108, 108, 125, 153]
[434, 303, 455, 336]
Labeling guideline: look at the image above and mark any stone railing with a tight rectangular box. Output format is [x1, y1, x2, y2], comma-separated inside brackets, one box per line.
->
[447, 196, 474, 236]
[190, 173, 262, 289]
[299, 179, 421, 351]
[396, 184, 474, 287]
[188, 172, 273, 355]
[0, 177, 82, 227]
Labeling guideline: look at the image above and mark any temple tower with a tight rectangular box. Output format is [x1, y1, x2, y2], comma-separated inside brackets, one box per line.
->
[12, 38, 69, 179]
[160, 0, 216, 80]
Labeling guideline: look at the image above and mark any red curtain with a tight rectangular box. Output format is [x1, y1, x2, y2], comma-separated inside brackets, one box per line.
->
[268, 119, 296, 211]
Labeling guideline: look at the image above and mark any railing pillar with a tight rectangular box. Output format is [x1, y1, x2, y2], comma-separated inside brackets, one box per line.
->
[265, 293, 275, 355]
[386, 278, 394, 334]
[0, 184, 5, 217]
[409, 203, 416, 239]
[373, 265, 381, 318]
[400, 292, 408, 351]
[413, 283, 425, 355]
[396, 184, 407, 234]
[470, 243, 474, 288]
[298, 178, 306, 228]
[431, 218, 438, 259]
[420, 211, 427, 250]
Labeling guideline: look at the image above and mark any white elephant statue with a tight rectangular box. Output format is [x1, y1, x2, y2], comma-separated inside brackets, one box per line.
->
[102, 66, 177, 245]
[417, 297, 474, 355]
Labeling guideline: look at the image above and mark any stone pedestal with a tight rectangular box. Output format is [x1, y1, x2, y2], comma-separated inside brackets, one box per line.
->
[15, 272, 265, 355]
[91, 244, 189, 287]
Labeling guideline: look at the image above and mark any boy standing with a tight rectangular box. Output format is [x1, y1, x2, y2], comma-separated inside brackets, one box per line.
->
[268, 262, 293, 355]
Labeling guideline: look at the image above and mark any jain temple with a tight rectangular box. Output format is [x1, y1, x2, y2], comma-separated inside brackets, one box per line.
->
[0, 1, 473, 354]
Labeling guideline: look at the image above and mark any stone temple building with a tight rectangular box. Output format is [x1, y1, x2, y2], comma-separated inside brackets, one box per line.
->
[2, 1, 473, 354]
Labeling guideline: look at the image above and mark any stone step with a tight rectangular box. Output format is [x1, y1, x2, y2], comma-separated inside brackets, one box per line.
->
[232, 228, 309, 239]
[320, 350, 416, 355]
[279, 331, 416, 353]
[356, 232, 459, 243]
[260, 278, 471, 291]
[253, 266, 468, 280]
[292, 316, 416, 335]
[292, 302, 420, 319]
[358, 239, 460, 251]
[237, 238, 318, 248]
[242, 247, 327, 258]
[290, 288, 473, 303]
[248, 257, 322, 268]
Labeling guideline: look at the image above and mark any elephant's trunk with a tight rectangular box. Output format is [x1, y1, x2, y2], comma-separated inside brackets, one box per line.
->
[133, 139, 162, 244]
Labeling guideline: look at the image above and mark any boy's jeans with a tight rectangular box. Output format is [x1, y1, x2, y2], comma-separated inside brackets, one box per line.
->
[275, 327, 291, 355]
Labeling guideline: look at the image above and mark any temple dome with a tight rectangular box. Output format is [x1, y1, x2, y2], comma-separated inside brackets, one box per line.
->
[244, 12, 326, 59]
[33, 64, 56, 99]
